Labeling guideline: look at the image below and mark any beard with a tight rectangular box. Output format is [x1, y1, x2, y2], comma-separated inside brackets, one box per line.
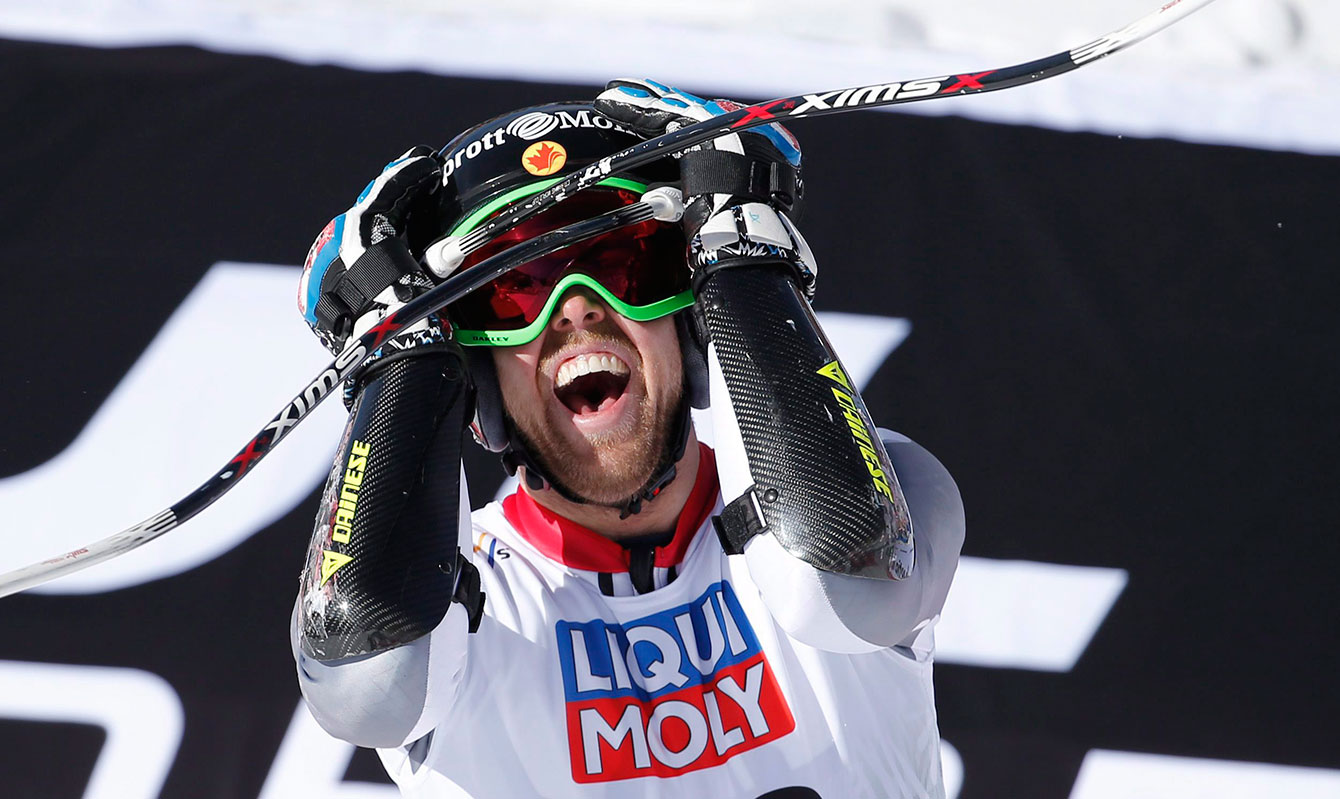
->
[503, 327, 685, 506]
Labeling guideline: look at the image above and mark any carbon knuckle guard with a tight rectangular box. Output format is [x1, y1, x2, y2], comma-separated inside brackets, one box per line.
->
[299, 347, 481, 660]
[699, 266, 914, 580]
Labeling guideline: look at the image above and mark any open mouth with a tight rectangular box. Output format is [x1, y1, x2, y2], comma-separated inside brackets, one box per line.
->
[554, 352, 632, 415]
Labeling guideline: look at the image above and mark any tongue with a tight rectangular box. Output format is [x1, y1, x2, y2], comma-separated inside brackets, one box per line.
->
[558, 371, 628, 415]
[574, 394, 619, 415]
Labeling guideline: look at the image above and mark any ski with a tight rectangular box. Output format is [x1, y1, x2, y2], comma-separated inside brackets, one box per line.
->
[0, 0, 1215, 598]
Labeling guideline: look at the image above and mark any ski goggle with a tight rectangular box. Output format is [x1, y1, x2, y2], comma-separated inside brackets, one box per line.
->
[447, 178, 692, 347]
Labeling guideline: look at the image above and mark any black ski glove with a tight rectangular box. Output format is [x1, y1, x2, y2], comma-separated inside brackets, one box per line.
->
[298, 146, 445, 355]
[594, 78, 816, 297]
[297, 147, 463, 412]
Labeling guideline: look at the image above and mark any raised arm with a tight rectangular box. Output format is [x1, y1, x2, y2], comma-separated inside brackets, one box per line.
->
[291, 149, 483, 747]
[596, 81, 963, 653]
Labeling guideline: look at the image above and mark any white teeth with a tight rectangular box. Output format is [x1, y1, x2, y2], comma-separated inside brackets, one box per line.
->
[555, 352, 630, 388]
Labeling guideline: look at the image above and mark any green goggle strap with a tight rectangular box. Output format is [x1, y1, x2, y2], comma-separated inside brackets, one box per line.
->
[448, 177, 692, 347]
[448, 176, 650, 238]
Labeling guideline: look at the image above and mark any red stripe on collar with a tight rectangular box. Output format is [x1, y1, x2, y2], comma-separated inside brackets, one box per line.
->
[501, 444, 719, 573]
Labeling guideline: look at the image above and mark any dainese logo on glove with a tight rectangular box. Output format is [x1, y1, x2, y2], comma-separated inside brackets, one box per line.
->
[298, 216, 341, 317]
[304, 218, 337, 272]
[522, 140, 568, 176]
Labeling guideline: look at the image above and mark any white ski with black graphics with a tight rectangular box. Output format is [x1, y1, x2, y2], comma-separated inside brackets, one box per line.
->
[0, 0, 1218, 599]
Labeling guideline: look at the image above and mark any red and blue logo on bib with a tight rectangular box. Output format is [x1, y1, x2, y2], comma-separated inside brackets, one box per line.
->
[556, 581, 795, 782]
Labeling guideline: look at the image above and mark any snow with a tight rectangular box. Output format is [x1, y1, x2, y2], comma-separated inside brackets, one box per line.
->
[0, 0, 1334, 154]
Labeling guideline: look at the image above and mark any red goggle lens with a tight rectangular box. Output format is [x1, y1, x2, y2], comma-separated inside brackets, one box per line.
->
[448, 189, 688, 333]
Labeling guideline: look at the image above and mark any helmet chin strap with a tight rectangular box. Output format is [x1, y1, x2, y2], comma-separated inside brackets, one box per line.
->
[500, 397, 692, 520]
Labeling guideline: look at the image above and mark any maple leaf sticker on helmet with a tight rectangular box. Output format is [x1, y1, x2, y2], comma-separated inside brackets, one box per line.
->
[523, 140, 568, 176]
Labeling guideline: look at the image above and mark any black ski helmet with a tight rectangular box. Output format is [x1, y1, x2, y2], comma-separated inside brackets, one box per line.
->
[428, 101, 678, 246]
[429, 101, 709, 502]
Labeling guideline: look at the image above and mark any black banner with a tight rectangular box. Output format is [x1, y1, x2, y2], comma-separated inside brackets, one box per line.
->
[1, 38, 1336, 798]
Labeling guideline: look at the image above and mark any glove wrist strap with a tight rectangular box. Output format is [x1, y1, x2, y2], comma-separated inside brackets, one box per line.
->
[679, 150, 803, 217]
[314, 238, 421, 340]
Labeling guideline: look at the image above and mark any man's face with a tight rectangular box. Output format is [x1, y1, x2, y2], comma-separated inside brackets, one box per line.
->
[491, 287, 684, 505]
